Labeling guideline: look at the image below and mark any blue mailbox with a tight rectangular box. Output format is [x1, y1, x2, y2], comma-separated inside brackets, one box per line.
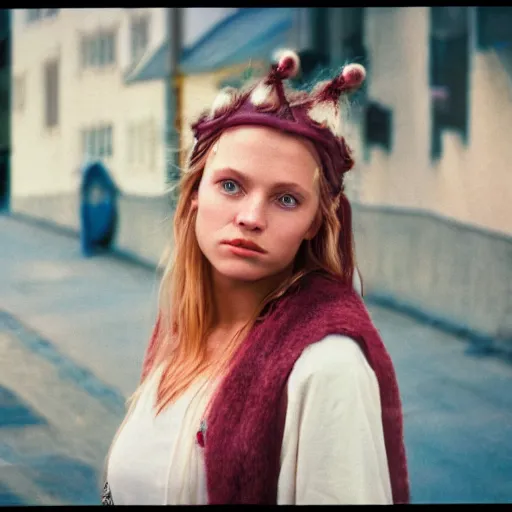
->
[79, 161, 119, 257]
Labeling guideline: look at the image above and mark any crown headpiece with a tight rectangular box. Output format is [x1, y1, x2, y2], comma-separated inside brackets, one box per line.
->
[191, 49, 366, 196]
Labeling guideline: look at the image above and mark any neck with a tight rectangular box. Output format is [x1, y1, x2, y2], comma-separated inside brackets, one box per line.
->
[210, 267, 292, 333]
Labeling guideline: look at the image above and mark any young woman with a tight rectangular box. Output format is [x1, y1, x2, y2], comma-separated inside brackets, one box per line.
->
[102, 50, 409, 505]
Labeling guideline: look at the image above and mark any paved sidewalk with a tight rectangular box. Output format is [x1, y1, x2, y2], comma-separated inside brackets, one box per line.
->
[0, 216, 161, 397]
[1, 215, 512, 504]
[0, 326, 121, 505]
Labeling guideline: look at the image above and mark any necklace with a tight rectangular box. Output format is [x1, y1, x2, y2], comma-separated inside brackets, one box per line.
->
[196, 418, 207, 448]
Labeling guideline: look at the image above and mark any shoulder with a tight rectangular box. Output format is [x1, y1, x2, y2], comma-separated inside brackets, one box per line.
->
[297, 334, 368, 370]
[287, 334, 378, 398]
[279, 337, 393, 505]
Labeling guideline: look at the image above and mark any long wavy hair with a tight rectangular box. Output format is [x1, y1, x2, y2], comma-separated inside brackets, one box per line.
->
[137, 87, 361, 415]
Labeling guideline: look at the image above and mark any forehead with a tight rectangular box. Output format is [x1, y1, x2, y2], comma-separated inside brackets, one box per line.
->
[207, 126, 320, 181]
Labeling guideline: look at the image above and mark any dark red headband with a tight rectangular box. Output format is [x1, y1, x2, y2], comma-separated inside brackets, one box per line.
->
[191, 49, 366, 196]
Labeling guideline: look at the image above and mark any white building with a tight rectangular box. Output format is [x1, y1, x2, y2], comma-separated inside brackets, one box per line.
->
[357, 7, 512, 236]
[10, 7, 237, 200]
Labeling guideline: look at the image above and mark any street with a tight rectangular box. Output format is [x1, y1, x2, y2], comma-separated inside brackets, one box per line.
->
[1, 215, 511, 504]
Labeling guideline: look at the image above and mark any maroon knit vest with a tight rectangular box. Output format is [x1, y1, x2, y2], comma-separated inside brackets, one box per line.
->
[203, 272, 409, 504]
[141, 271, 409, 504]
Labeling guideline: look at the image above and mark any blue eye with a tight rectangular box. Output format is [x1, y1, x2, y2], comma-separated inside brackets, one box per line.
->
[279, 194, 298, 208]
[221, 180, 240, 194]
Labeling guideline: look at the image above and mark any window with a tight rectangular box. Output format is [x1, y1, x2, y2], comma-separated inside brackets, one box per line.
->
[80, 30, 116, 70]
[80, 37, 89, 68]
[90, 129, 98, 156]
[26, 9, 59, 24]
[137, 124, 145, 163]
[365, 102, 393, 152]
[44, 59, 59, 128]
[0, 36, 8, 69]
[13, 75, 25, 112]
[90, 37, 100, 67]
[295, 8, 367, 87]
[98, 126, 106, 157]
[106, 33, 115, 65]
[26, 9, 43, 23]
[105, 126, 113, 157]
[301, 8, 330, 80]
[309, 8, 367, 70]
[98, 34, 108, 67]
[127, 126, 134, 163]
[311, 8, 329, 67]
[82, 125, 114, 159]
[45, 9, 59, 18]
[340, 8, 366, 67]
[477, 7, 512, 49]
[131, 16, 150, 65]
[0, 85, 8, 112]
[97, 125, 113, 157]
[429, 7, 470, 160]
[126, 119, 157, 172]
[291, 9, 331, 88]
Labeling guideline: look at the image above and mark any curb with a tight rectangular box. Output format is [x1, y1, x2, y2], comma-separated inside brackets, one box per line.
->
[0, 310, 127, 415]
[365, 294, 512, 363]
[4, 211, 158, 273]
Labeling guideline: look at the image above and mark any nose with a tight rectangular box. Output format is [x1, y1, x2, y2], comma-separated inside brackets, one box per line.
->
[235, 196, 266, 231]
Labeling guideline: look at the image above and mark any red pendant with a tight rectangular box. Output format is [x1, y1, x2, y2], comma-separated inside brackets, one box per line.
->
[196, 419, 207, 447]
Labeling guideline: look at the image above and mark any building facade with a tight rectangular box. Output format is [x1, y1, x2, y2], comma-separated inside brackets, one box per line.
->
[350, 7, 512, 346]
[11, 8, 170, 202]
[357, 7, 512, 237]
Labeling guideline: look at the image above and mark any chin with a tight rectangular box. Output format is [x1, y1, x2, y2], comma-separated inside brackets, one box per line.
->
[210, 259, 271, 282]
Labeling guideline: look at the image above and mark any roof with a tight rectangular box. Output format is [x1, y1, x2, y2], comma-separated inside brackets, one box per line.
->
[125, 7, 295, 83]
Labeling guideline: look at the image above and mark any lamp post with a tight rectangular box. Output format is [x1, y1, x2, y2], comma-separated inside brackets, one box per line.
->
[166, 7, 183, 202]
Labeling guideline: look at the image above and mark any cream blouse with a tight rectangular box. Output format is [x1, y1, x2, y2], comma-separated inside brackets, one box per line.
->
[106, 334, 392, 505]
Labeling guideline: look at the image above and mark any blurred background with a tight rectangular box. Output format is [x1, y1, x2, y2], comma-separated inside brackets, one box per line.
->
[0, 7, 511, 505]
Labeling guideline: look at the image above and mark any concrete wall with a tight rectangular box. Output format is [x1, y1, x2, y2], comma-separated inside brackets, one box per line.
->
[10, 192, 171, 269]
[352, 204, 512, 347]
[11, 191, 512, 348]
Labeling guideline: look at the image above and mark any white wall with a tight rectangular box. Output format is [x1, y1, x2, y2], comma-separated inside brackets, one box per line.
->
[11, 8, 167, 198]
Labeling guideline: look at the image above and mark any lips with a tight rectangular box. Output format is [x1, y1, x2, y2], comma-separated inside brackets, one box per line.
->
[223, 238, 266, 253]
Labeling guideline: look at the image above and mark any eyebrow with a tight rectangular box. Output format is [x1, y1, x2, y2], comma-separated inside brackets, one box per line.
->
[212, 167, 311, 197]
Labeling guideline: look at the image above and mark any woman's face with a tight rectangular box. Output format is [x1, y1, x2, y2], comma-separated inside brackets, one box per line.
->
[193, 126, 321, 283]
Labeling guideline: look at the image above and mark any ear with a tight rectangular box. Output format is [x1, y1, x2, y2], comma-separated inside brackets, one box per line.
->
[304, 209, 322, 241]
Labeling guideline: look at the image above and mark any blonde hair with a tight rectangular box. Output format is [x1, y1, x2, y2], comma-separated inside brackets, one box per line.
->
[137, 131, 355, 416]
[137, 70, 361, 413]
